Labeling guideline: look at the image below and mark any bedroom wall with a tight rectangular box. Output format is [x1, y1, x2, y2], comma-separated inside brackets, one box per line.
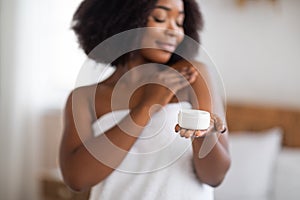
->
[199, 0, 300, 109]
[1, 0, 299, 199]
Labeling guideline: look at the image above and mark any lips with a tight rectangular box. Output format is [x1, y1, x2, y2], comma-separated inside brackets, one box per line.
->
[155, 41, 176, 52]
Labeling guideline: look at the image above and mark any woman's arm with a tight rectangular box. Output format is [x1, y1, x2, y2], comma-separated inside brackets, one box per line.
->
[190, 61, 230, 187]
[59, 67, 197, 192]
[59, 88, 153, 192]
[172, 60, 231, 187]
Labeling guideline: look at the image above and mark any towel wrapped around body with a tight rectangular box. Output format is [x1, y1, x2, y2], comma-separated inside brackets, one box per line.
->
[89, 102, 213, 200]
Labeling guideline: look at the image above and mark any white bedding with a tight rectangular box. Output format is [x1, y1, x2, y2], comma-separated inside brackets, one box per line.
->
[214, 128, 300, 200]
[273, 148, 300, 200]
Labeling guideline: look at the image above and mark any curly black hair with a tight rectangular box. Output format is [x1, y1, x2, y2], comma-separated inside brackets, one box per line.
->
[72, 0, 203, 66]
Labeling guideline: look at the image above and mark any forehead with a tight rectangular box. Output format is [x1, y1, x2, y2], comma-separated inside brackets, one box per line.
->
[155, 0, 184, 11]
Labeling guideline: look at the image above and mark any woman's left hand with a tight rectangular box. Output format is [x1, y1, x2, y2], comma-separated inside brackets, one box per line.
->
[174, 113, 226, 138]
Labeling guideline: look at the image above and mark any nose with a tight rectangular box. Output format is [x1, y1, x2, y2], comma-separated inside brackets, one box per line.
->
[165, 20, 181, 37]
[165, 19, 182, 37]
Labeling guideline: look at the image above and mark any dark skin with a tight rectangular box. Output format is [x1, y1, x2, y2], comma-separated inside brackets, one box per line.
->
[59, 61, 230, 192]
[59, 0, 230, 192]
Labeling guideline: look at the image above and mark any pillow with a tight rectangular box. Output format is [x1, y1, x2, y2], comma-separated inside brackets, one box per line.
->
[214, 127, 283, 200]
[273, 148, 300, 200]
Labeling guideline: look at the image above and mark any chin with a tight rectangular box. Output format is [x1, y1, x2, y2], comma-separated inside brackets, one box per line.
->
[141, 49, 173, 64]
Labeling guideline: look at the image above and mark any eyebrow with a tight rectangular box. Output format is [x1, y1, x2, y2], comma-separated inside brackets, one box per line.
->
[155, 5, 184, 14]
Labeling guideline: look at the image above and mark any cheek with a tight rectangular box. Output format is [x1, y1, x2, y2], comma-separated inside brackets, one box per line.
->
[140, 29, 163, 47]
[177, 30, 185, 44]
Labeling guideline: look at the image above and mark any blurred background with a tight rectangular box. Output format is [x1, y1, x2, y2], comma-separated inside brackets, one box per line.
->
[1, 0, 299, 199]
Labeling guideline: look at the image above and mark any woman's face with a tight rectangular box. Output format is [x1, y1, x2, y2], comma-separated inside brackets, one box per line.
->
[139, 0, 185, 64]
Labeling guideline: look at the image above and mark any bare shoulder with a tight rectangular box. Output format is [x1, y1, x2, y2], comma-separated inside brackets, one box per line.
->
[66, 85, 96, 107]
[64, 84, 103, 122]
[61, 85, 99, 158]
[63, 83, 108, 140]
[67, 82, 111, 105]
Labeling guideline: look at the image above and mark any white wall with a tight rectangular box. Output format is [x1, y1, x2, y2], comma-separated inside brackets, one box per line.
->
[1, 0, 299, 199]
[199, 0, 300, 108]
[0, 0, 23, 199]
[0, 0, 84, 199]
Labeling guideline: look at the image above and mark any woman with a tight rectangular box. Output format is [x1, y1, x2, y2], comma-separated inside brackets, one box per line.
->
[59, 0, 231, 199]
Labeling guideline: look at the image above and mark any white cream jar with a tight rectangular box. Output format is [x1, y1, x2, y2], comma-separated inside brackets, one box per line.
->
[178, 109, 211, 130]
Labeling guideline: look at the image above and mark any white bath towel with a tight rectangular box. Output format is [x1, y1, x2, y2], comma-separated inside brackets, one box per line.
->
[89, 102, 213, 200]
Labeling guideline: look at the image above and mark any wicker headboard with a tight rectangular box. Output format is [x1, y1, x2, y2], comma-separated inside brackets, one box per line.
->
[226, 103, 300, 147]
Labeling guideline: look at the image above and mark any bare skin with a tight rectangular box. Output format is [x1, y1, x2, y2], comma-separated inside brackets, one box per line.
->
[59, 0, 230, 192]
[59, 61, 230, 191]
[59, 63, 197, 191]
[173, 60, 230, 186]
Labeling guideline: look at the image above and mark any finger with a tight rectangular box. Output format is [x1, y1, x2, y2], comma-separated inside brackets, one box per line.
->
[211, 114, 226, 133]
[167, 78, 189, 87]
[179, 67, 188, 73]
[186, 67, 195, 74]
[187, 73, 198, 84]
[186, 67, 198, 76]
[174, 69, 192, 79]
[172, 71, 190, 80]
[175, 124, 181, 132]
[184, 130, 194, 138]
[161, 71, 192, 91]
[180, 68, 188, 73]
[162, 68, 187, 77]
[166, 76, 190, 87]
[158, 75, 180, 84]
[179, 129, 187, 137]
[194, 130, 205, 137]
[221, 127, 227, 133]
[173, 80, 191, 91]
[159, 74, 189, 86]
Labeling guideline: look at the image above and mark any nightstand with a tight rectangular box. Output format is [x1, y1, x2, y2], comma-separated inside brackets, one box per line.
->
[40, 169, 90, 200]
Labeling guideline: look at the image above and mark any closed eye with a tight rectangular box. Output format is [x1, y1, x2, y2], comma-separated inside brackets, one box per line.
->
[152, 17, 184, 28]
[153, 17, 166, 23]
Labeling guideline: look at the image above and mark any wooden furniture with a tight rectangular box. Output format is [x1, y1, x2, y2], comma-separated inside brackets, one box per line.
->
[236, 0, 277, 6]
[226, 103, 300, 147]
[39, 169, 90, 200]
[40, 178, 90, 200]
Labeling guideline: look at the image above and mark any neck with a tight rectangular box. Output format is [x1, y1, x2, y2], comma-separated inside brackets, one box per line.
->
[117, 52, 158, 85]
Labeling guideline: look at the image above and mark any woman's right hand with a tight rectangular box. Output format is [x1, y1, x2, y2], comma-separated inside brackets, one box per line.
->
[139, 66, 198, 113]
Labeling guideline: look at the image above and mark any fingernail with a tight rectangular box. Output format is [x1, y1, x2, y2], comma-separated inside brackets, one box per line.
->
[221, 127, 227, 133]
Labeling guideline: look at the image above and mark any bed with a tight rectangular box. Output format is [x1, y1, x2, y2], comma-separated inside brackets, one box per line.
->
[214, 103, 300, 200]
